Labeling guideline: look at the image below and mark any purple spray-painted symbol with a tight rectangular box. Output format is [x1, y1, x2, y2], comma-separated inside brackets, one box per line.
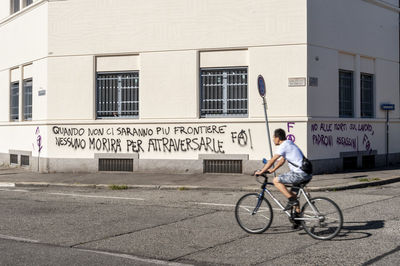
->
[35, 127, 43, 152]
[287, 134, 296, 142]
[37, 135, 43, 152]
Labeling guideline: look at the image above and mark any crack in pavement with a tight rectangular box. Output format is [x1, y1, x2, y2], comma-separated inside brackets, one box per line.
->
[362, 245, 400, 265]
[341, 194, 400, 212]
[70, 210, 219, 248]
[170, 233, 251, 263]
[0, 237, 191, 266]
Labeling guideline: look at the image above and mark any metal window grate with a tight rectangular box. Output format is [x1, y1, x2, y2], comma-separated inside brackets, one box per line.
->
[99, 159, 133, 172]
[361, 73, 374, 118]
[96, 72, 139, 118]
[21, 155, 29, 166]
[204, 160, 242, 174]
[200, 68, 248, 117]
[343, 156, 357, 170]
[339, 70, 354, 118]
[10, 81, 19, 121]
[362, 155, 375, 169]
[23, 79, 32, 120]
[10, 154, 18, 164]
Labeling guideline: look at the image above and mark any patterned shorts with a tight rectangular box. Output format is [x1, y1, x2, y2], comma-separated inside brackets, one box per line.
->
[277, 171, 312, 184]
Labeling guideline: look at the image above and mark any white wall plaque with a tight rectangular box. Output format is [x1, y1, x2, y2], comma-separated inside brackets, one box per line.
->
[288, 77, 306, 87]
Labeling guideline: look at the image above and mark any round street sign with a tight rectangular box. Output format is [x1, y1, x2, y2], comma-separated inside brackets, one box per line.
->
[257, 75, 266, 97]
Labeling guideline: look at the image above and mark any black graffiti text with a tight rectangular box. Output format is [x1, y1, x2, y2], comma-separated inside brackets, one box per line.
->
[173, 125, 227, 135]
[55, 137, 86, 150]
[117, 127, 154, 137]
[89, 138, 122, 153]
[126, 139, 144, 153]
[53, 126, 85, 136]
[147, 137, 224, 153]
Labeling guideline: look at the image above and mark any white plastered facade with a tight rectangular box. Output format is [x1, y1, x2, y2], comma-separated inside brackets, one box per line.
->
[0, 0, 399, 174]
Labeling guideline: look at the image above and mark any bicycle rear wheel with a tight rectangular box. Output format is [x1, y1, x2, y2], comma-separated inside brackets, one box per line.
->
[235, 193, 273, 234]
[300, 197, 343, 240]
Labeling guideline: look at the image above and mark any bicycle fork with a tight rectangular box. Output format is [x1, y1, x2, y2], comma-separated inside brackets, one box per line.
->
[252, 192, 264, 215]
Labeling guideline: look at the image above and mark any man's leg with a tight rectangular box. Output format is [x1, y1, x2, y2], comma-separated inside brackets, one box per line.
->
[273, 177, 295, 199]
[273, 173, 299, 211]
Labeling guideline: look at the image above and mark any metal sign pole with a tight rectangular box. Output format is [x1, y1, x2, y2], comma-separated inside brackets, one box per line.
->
[386, 110, 389, 167]
[257, 75, 275, 176]
[380, 103, 395, 167]
[262, 96, 274, 160]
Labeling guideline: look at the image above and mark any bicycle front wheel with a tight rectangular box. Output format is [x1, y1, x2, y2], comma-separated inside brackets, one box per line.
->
[300, 197, 343, 240]
[235, 193, 273, 234]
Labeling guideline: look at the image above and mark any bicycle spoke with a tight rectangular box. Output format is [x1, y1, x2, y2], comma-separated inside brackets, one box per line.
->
[300, 197, 343, 240]
[235, 193, 273, 234]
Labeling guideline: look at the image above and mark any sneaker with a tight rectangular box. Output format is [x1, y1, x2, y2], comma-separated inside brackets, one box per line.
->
[283, 199, 299, 211]
[291, 212, 301, 230]
[292, 222, 301, 230]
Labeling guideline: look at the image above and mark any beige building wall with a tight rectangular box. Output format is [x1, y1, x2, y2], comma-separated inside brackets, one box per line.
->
[47, 0, 307, 56]
[140, 50, 199, 119]
[0, 0, 399, 173]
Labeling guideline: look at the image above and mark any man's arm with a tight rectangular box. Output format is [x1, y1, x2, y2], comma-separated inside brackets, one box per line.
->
[256, 154, 281, 175]
[268, 157, 286, 173]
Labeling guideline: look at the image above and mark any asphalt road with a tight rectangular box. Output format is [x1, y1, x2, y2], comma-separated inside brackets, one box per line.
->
[0, 182, 399, 265]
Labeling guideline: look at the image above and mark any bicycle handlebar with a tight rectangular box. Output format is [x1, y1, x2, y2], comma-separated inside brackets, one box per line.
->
[253, 170, 269, 184]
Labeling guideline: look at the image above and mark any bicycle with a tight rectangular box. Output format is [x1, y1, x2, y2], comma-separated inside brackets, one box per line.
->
[235, 173, 343, 240]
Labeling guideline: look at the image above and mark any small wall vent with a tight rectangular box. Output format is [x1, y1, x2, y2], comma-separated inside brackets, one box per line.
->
[204, 160, 242, 174]
[99, 159, 133, 172]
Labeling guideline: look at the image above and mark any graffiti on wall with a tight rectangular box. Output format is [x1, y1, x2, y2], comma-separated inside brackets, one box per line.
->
[33, 127, 43, 153]
[287, 122, 296, 142]
[310, 123, 374, 153]
[52, 125, 254, 154]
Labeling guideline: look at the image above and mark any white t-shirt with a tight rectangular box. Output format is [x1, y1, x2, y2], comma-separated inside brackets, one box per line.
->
[276, 140, 304, 173]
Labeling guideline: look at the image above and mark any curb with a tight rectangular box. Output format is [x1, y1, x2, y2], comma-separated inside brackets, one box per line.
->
[307, 176, 400, 192]
[8, 176, 400, 192]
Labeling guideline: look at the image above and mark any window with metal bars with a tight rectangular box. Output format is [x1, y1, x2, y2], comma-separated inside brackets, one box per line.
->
[23, 79, 32, 120]
[200, 68, 248, 117]
[21, 155, 29, 166]
[339, 70, 354, 118]
[10, 154, 18, 164]
[96, 72, 139, 118]
[10, 81, 19, 121]
[361, 73, 374, 118]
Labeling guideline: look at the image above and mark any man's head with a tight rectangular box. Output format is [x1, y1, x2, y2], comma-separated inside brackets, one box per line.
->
[273, 128, 286, 145]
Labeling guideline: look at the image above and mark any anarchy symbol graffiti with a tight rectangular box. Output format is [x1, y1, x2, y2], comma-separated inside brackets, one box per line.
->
[287, 134, 296, 142]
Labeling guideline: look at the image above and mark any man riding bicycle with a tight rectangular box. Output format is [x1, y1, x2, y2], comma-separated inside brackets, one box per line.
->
[255, 128, 312, 228]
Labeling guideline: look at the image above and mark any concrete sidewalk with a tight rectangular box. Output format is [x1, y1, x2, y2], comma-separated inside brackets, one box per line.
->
[0, 166, 400, 192]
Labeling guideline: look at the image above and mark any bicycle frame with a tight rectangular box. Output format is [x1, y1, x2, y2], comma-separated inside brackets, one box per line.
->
[260, 183, 320, 222]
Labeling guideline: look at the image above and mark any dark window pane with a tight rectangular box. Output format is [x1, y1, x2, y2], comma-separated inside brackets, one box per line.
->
[339, 70, 354, 118]
[23, 79, 32, 120]
[10, 81, 19, 121]
[12, 0, 20, 13]
[361, 73, 374, 118]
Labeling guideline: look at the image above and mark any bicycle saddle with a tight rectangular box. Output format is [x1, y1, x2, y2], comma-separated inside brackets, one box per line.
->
[293, 178, 311, 188]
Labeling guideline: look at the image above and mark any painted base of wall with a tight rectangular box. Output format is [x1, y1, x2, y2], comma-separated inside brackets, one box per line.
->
[1, 153, 400, 175]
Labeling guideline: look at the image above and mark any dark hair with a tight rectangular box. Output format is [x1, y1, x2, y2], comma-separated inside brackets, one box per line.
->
[274, 128, 286, 141]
